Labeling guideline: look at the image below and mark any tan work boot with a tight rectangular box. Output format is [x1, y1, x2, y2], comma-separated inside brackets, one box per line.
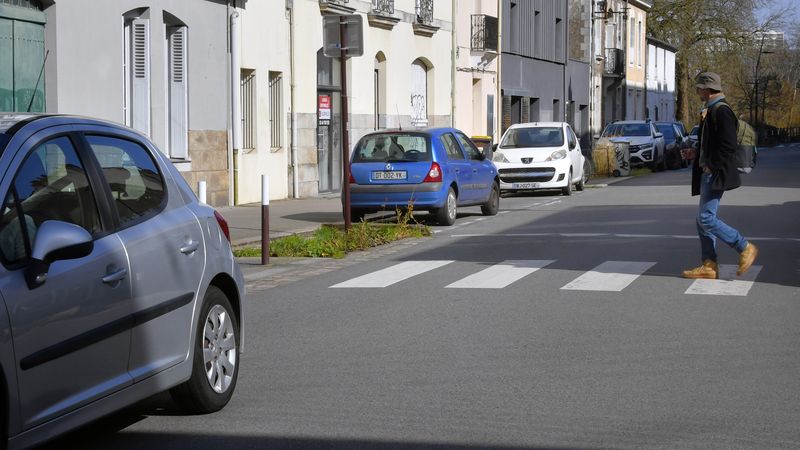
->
[683, 260, 719, 279]
[737, 243, 758, 276]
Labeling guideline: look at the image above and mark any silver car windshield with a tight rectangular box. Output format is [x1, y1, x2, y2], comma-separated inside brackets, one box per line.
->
[353, 134, 431, 162]
[500, 127, 564, 148]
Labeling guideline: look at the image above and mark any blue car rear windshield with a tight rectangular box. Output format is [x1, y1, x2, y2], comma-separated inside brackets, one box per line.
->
[500, 127, 563, 148]
[353, 133, 431, 162]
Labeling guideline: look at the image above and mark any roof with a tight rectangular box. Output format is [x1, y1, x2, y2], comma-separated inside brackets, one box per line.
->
[0, 113, 39, 134]
[508, 122, 568, 129]
[646, 36, 679, 53]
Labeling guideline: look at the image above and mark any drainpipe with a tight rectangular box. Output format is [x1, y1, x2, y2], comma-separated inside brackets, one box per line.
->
[451, 0, 456, 127]
[289, 3, 299, 198]
[230, 10, 241, 205]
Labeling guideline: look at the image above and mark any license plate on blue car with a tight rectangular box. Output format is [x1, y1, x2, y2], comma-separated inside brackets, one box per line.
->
[372, 171, 407, 180]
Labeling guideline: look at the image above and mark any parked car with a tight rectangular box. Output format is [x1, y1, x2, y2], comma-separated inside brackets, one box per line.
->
[0, 114, 245, 449]
[687, 125, 700, 148]
[493, 122, 587, 196]
[600, 120, 667, 171]
[349, 128, 499, 226]
[655, 121, 689, 169]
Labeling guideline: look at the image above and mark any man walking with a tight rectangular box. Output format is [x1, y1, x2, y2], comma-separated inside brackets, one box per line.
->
[680, 72, 758, 279]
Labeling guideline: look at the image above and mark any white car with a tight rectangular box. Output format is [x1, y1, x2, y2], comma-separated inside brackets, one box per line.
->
[493, 122, 587, 196]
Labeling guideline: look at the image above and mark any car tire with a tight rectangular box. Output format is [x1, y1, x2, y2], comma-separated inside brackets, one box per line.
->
[481, 182, 500, 216]
[435, 187, 457, 226]
[171, 286, 240, 414]
[659, 149, 667, 172]
[562, 170, 573, 196]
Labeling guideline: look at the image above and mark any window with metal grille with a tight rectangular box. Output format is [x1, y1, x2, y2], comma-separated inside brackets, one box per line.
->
[240, 70, 256, 150]
[269, 72, 283, 151]
[167, 25, 188, 159]
[415, 0, 433, 25]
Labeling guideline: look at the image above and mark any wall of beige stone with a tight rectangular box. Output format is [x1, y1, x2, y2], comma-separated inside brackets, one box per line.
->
[182, 130, 230, 207]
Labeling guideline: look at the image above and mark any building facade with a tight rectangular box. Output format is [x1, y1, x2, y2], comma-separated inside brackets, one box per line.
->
[40, 0, 233, 206]
[600, 0, 652, 126]
[645, 36, 677, 122]
[500, 0, 591, 150]
[234, 0, 291, 204]
[289, 0, 453, 198]
[453, 0, 499, 142]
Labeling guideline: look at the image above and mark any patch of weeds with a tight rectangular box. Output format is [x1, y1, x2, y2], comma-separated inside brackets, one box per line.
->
[234, 206, 430, 259]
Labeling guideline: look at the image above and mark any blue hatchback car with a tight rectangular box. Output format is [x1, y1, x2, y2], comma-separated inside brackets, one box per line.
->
[349, 128, 499, 225]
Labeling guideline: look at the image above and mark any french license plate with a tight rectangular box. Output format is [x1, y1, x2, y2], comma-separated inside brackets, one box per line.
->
[512, 182, 540, 189]
[373, 171, 407, 180]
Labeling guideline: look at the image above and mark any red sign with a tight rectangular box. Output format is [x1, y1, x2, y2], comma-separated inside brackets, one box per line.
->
[318, 95, 332, 125]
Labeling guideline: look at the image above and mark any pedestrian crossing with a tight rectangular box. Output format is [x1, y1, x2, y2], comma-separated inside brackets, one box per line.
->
[329, 260, 764, 296]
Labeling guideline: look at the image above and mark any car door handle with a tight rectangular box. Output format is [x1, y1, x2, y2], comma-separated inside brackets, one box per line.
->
[102, 267, 128, 284]
[180, 240, 200, 255]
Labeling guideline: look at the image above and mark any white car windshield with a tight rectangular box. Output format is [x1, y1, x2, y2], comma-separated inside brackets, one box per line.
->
[500, 127, 564, 148]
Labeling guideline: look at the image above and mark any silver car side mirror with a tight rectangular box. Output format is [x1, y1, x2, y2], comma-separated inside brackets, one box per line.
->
[26, 221, 94, 290]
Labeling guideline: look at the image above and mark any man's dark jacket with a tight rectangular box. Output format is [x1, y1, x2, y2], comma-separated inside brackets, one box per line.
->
[692, 98, 741, 196]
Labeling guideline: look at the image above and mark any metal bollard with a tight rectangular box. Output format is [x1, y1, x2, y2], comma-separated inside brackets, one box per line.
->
[198, 181, 207, 204]
[261, 175, 270, 265]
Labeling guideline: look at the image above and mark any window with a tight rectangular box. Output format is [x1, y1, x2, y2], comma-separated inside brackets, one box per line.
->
[269, 72, 283, 150]
[455, 132, 482, 160]
[629, 17, 635, 66]
[0, 137, 100, 265]
[241, 69, 256, 150]
[410, 59, 428, 127]
[555, 17, 564, 61]
[85, 135, 165, 227]
[500, 127, 564, 148]
[353, 133, 431, 162]
[637, 21, 642, 66]
[124, 14, 151, 135]
[441, 133, 464, 160]
[553, 99, 560, 122]
[167, 25, 188, 158]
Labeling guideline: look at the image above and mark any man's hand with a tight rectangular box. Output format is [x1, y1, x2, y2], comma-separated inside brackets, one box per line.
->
[680, 147, 696, 161]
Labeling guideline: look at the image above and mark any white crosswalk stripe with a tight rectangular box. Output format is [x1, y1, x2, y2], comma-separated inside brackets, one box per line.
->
[330, 260, 454, 288]
[561, 261, 657, 292]
[685, 265, 763, 296]
[329, 260, 766, 295]
[445, 260, 555, 289]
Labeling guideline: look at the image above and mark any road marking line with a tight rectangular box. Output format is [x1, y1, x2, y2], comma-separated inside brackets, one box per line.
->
[445, 260, 555, 289]
[446, 233, 800, 242]
[330, 260, 453, 288]
[561, 261, 656, 292]
[685, 265, 762, 296]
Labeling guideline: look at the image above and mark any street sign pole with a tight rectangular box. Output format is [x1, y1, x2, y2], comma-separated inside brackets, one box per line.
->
[340, 17, 352, 230]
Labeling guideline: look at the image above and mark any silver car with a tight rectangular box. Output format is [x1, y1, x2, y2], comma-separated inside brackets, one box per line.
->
[0, 114, 245, 449]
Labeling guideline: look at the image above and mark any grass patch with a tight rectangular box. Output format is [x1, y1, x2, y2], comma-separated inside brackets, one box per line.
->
[233, 209, 430, 259]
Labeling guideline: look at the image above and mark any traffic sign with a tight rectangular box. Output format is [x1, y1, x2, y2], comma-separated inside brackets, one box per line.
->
[323, 14, 364, 58]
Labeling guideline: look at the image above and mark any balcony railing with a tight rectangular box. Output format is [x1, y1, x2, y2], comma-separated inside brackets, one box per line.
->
[471, 14, 498, 53]
[372, 0, 394, 15]
[320, 0, 348, 6]
[416, 0, 433, 25]
[604, 48, 625, 76]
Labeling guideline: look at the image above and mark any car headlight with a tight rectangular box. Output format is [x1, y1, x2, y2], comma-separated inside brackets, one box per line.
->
[545, 149, 567, 161]
[493, 152, 510, 163]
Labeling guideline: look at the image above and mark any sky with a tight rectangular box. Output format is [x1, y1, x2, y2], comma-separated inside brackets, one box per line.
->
[757, 0, 799, 39]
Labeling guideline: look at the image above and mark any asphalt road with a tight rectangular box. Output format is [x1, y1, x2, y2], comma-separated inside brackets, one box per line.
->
[44, 144, 800, 450]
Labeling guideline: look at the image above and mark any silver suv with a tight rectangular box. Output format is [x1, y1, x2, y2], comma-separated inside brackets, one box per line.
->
[0, 114, 245, 449]
[600, 120, 667, 171]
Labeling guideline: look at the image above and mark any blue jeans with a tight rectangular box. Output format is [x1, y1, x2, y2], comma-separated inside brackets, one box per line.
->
[696, 172, 748, 262]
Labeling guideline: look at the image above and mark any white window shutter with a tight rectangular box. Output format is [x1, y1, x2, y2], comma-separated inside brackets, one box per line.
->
[131, 18, 151, 136]
[168, 26, 188, 159]
[410, 61, 427, 127]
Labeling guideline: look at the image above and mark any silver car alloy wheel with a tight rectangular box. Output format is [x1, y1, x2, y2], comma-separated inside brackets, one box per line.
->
[447, 190, 457, 221]
[203, 304, 237, 394]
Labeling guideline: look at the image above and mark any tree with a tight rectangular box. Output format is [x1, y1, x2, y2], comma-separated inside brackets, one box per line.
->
[648, 0, 788, 127]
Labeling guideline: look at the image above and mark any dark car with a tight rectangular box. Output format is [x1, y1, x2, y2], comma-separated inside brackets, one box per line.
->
[655, 121, 689, 169]
[349, 128, 499, 226]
